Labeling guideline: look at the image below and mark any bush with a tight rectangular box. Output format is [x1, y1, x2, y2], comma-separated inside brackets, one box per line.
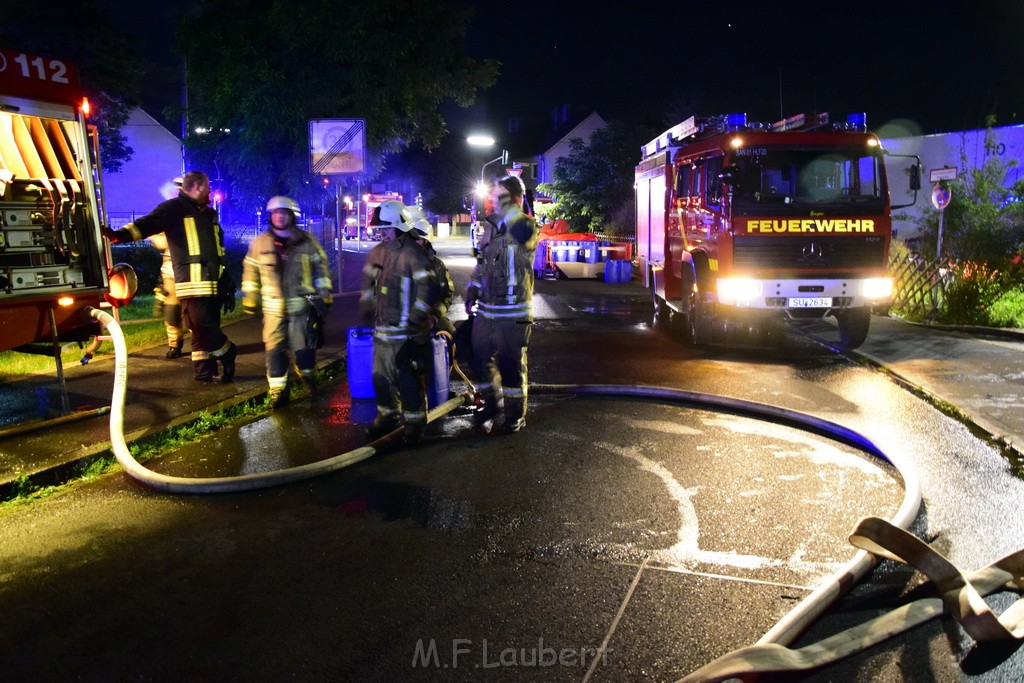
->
[936, 256, 1024, 326]
[987, 288, 1024, 327]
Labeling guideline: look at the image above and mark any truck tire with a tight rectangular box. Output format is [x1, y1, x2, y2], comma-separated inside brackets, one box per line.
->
[836, 308, 871, 349]
[691, 293, 713, 346]
[690, 253, 714, 346]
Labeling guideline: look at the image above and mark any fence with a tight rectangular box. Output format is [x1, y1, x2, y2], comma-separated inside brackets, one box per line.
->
[888, 255, 957, 321]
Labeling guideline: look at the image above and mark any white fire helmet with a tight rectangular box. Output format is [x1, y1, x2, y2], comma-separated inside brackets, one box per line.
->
[405, 206, 430, 235]
[371, 199, 422, 233]
[266, 195, 301, 215]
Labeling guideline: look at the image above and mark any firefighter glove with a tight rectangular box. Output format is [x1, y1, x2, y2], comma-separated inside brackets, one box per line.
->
[217, 270, 237, 314]
[101, 226, 121, 244]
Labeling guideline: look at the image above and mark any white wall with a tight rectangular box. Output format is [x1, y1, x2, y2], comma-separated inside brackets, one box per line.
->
[882, 123, 1024, 238]
[102, 108, 182, 226]
[537, 112, 607, 186]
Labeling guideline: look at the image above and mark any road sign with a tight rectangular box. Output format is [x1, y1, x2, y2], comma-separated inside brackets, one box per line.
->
[931, 183, 952, 210]
[929, 166, 958, 183]
[309, 119, 365, 174]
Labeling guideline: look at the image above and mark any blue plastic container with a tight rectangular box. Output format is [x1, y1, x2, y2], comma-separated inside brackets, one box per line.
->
[598, 241, 612, 262]
[603, 259, 620, 284]
[581, 242, 600, 263]
[566, 240, 581, 262]
[619, 260, 633, 282]
[533, 242, 548, 272]
[552, 243, 569, 262]
[428, 335, 450, 408]
[347, 326, 375, 399]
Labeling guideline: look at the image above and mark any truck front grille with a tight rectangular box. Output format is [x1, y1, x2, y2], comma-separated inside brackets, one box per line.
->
[732, 235, 885, 271]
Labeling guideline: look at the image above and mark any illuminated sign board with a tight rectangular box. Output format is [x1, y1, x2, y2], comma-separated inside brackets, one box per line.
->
[309, 119, 366, 174]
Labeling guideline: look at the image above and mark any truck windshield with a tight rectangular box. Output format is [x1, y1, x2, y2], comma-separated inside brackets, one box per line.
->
[730, 148, 884, 213]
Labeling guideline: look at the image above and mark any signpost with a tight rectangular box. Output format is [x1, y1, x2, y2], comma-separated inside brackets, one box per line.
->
[309, 119, 367, 291]
[929, 167, 956, 258]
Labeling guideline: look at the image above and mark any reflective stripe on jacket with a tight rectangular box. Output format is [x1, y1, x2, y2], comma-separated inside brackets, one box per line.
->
[469, 205, 539, 321]
[242, 228, 333, 315]
[115, 192, 224, 299]
[360, 233, 437, 342]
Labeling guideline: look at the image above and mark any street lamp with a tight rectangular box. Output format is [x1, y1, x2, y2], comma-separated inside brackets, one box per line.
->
[466, 134, 508, 233]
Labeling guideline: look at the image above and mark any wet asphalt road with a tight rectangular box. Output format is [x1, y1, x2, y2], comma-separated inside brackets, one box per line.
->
[0, 240, 1022, 681]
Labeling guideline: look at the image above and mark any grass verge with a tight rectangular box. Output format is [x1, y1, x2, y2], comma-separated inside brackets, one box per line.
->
[0, 361, 346, 510]
[0, 295, 247, 382]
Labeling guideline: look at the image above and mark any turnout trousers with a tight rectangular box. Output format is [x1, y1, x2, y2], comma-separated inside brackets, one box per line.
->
[262, 307, 317, 391]
[182, 296, 233, 379]
[470, 316, 532, 422]
[372, 337, 430, 429]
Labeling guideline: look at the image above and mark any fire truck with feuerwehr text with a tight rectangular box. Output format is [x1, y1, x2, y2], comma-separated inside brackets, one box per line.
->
[636, 112, 921, 349]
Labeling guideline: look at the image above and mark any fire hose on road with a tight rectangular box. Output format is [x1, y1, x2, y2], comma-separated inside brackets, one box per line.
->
[92, 308, 1024, 679]
[91, 306, 473, 494]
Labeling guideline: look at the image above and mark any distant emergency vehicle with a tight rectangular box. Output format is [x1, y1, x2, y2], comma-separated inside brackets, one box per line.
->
[635, 112, 921, 348]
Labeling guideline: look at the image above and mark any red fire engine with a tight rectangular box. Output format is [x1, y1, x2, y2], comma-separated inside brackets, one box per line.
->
[0, 48, 123, 354]
[636, 112, 921, 348]
[361, 191, 403, 240]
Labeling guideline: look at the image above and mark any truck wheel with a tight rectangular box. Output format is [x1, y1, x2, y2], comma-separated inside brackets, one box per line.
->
[691, 293, 713, 346]
[836, 308, 871, 349]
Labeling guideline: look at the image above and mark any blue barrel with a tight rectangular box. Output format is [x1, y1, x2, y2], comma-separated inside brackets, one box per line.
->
[347, 326, 375, 399]
[566, 240, 581, 262]
[581, 242, 600, 263]
[619, 260, 633, 282]
[599, 241, 612, 261]
[349, 399, 377, 425]
[603, 259, 620, 284]
[428, 335, 450, 408]
[533, 241, 548, 272]
[552, 243, 569, 262]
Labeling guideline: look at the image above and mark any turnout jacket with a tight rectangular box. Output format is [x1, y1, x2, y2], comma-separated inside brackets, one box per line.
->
[467, 204, 539, 321]
[360, 233, 437, 343]
[113, 192, 225, 299]
[242, 228, 333, 316]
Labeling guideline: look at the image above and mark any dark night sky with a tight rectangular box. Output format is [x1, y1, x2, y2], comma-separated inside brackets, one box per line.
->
[103, 1, 1024, 141]
[458, 1, 1024, 138]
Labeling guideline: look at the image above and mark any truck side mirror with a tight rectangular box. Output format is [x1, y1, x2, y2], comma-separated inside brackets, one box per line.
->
[908, 163, 921, 191]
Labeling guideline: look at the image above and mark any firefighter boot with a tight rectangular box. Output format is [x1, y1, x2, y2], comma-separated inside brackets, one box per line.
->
[218, 342, 238, 381]
[299, 368, 317, 392]
[193, 358, 219, 382]
[473, 396, 499, 430]
[366, 413, 402, 440]
[166, 343, 183, 359]
[501, 397, 526, 434]
[404, 421, 426, 446]
[268, 385, 290, 410]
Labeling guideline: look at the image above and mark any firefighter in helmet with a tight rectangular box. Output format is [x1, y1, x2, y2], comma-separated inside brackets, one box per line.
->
[406, 206, 455, 336]
[359, 200, 439, 444]
[242, 196, 333, 408]
[465, 175, 539, 434]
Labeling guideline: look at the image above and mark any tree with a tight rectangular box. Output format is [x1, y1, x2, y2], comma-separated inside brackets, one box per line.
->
[914, 117, 1024, 261]
[538, 121, 657, 234]
[176, 0, 498, 214]
[0, 0, 143, 173]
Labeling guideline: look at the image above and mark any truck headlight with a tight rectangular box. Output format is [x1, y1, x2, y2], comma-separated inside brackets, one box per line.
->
[861, 278, 893, 300]
[717, 278, 762, 306]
